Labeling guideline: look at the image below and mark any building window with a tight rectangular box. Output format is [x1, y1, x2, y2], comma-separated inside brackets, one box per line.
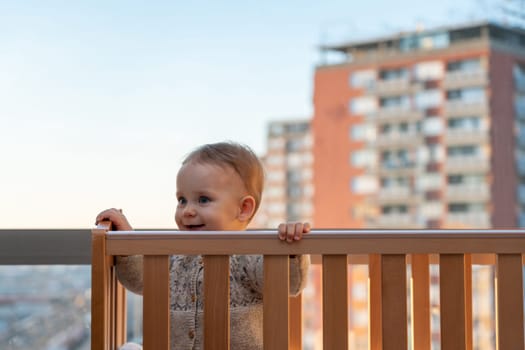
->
[266, 155, 284, 166]
[415, 89, 442, 109]
[514, 64, 525, 92]
[382, 205, 408, 214]
[422, 117, 444, 136]
[350, 124, 376, 141]
[286, 170, 302, 183]
[268, 137, 285, 150]
[516, 95, 525, 116]
[269, 124, 284, 136]
[448, 203, 468, 212]
[381, 176, 409, 188]
[447, 145, 478, 157]
[351, 176, 378, 194]
[446, 87, 485, 103]
[419, 202, 444, 217]
[266, 171, 284, 183]
[351, 149, 376, 168]
[448, 202, 485, 213]
[448, 116, 481, 131]
[447, 58, 481, 72]
[414, 61, 444, 81]
[447, 174, 484, 184]
[400, 32, 450, 51]
[380, 95, 410, 109]
[285, 139, 303, 152]
[266, 187, 284, 199]
[379, 67, 409, 80]
[381, 149, 414, 168]
[287, 185, 302, 199]
[350, 69, 377, 89]
[350, 96, 378, 115]
[285, 122, 309, 134]
[416, 173, 443, 190]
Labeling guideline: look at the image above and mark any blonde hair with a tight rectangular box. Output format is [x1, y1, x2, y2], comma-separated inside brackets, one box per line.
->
[182, 141, 265, 217]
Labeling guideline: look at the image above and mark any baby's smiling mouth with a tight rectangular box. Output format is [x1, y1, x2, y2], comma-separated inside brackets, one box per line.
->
[185, 224, 205, 231]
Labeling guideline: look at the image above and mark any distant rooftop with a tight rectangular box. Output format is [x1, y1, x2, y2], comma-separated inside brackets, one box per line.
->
[320, 20, 525, 55]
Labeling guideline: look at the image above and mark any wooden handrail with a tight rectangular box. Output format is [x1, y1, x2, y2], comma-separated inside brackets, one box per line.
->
[104, 229, 525, 255]
[92, 226, 525, 349]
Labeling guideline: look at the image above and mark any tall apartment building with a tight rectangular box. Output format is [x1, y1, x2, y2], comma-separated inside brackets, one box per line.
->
[313, 20, 525, 230]
[250, 119, 320, 349]
[251, 119, 314, 229]
[311, 20, 525, 349]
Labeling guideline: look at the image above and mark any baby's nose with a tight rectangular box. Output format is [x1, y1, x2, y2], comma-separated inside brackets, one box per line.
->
[183, 204, 197, 216]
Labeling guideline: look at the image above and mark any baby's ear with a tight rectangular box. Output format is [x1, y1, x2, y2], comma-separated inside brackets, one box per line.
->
[238, 196, 256, 222]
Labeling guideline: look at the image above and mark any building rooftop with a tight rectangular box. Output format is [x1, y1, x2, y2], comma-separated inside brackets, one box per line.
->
[320, 20, 525, 55]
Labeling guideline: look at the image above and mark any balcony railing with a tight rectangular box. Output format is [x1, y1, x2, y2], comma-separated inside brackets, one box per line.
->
[1, 228, 524, 349]
[444, 100, 488, 118]
[442, 70, 488, 90]
[92, 224, 525, 350]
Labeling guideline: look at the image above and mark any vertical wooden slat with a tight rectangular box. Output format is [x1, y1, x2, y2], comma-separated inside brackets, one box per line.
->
[289, 294, 303, 350]
[412, 254, 430, 350]
[381, 254, 407, 350]
[91, 227, 110, 350]
[109, 264, 116, 348]
[322, 255, 348, 349]
[264, 255, 289, 350]
[440, 254, 467, 350]
[369, 253, 382, 350]
[464, 254, 473, 350]
[496, 253, 525, 350]
[143, 255, 170, 350]
[204, 255, 230, 350]
[114, 279, 127, 347]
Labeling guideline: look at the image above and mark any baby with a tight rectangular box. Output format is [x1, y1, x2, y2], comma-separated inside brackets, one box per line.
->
[96, 141, 310, 349]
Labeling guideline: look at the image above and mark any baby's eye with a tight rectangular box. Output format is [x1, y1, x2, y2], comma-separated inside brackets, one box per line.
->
[198, 196, 211, 204]
[178, 197, 187, 205]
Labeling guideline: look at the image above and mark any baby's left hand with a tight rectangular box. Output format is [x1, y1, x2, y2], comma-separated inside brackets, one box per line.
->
[278, 222, 311, 243]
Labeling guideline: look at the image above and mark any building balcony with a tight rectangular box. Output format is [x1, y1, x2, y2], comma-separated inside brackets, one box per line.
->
[374, 187, 420, 206]
[375, 132, 423, 148]
[369, 213, 424, 229]
[442, 70, 488, 90]
[372, 78, 418, 96]
[445, 155, 490, 173]
[377, 159, 419, 177]
[446, 183, 490, 202]
[373, 107, 423, 123]
[444, 129, 489, 146]
[446, 212, 491, 228]
[2, 227, 525, 349]
[444, 101, 488, 118]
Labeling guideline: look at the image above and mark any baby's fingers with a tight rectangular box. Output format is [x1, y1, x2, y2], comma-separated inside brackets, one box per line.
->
[293, 222, 311, 241]
[278, 222, 311, 243]
[278, 223, 287, 241]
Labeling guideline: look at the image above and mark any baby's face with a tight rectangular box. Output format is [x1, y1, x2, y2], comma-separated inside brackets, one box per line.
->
[175, 161, 248, 231]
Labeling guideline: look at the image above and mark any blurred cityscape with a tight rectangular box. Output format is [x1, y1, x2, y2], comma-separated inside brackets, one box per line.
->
[4, 4, 525, 349]
[0, 266, 91, 350]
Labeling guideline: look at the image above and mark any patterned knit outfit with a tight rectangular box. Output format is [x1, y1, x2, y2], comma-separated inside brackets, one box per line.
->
[116, 254, 310, 350]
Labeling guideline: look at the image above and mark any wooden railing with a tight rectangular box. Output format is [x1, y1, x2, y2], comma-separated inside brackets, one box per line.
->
[91, 223, 525, 349]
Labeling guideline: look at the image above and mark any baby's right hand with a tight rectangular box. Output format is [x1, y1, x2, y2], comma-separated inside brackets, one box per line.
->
[278, 222, 310, 243]
[95, 208, 133, 231]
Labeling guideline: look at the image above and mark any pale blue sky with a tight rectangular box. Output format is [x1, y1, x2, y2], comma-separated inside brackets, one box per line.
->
[0, 0, 497, 228]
